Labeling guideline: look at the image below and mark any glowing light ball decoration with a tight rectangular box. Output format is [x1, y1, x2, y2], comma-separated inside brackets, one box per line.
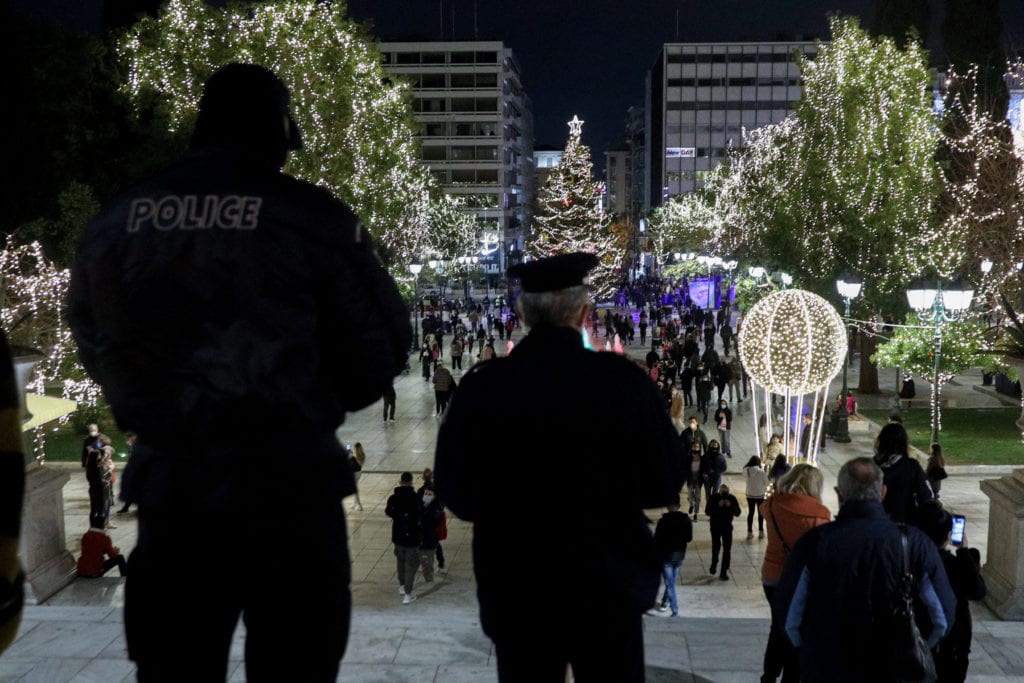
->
[737, 289, 847, 395]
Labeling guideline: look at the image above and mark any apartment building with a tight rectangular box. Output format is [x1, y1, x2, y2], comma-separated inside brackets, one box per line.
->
[379, 40, 534, 273]
[645, 41, 818, 210]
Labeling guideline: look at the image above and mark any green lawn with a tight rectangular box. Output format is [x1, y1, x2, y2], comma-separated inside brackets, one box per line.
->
[860, 408, 1023, 465]
[35, 426, 133, 464]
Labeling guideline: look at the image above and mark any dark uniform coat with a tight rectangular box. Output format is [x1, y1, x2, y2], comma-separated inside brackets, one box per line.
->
[434, 325, 684, 641]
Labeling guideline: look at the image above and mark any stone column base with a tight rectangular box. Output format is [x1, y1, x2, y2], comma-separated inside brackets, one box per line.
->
[980, 469, 1024, 619]
[21, 465, 76, 604]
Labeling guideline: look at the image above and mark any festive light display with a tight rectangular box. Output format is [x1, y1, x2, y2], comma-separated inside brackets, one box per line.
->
[708, 17, 946, 307]
[872, 314, 997, 435]
[737, 289, 847, 395]
[118, 0, 450, 273]
[939, 63, 1024, 300]
[0, 238, 98, 461]
[527, 116, 621, 299]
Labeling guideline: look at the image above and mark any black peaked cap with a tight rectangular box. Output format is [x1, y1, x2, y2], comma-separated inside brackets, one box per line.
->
[508, 252, 599, 293]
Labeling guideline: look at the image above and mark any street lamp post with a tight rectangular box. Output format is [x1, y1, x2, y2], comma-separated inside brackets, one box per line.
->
[457, 255, 479, 303]
[409, 261, 423, 351]
[832, 275, 863, 443]
[905, 278, 974, 447]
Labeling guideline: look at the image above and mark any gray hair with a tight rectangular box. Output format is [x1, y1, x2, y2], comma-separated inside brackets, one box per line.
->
[837, 457, 884, 502]
[516, 286, 591, 329]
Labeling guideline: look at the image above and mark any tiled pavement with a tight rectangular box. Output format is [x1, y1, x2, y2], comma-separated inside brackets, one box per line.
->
[4, 312, 1024, 682]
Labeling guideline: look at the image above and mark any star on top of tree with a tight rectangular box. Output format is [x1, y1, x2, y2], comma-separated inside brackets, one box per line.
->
[567, 115, 584, 138]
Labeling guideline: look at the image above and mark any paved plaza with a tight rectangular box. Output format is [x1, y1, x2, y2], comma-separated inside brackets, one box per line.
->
[4, 315, 1024, 682]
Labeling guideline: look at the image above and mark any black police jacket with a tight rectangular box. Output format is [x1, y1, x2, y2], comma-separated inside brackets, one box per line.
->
[68, 148, 411, 450]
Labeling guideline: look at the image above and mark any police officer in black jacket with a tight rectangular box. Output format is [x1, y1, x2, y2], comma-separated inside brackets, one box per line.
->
[68, 63, 410, 682]
[435, 253, 684, 682]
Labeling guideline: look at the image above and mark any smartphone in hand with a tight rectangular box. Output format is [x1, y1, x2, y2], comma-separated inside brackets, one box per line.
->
[950, 514, 966, 546]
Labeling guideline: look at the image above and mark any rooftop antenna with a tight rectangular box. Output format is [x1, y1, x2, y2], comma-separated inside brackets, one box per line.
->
[675, 7, 680, 42]
[451, 3, 456, 40]
[439, 0, 444, 39]
[474, 0, 479, 39]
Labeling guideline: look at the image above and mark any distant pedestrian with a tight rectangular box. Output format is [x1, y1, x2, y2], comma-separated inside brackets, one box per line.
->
[417, 468, 446, 574]
[743, 455, 769, 540]
[686, 443, 704, 521]
[418, 484, 445, 582]
[926, 443, 948, 499]
[702, 439, 728, 500]
[706, 484, 741, 580]
[713, 399, 733, 457]
[432, 362, 456, 416]
[450, 337, 464, 371]
[385, 472, 421, 604]
[652, 500, 692, 616]
[116, 432, 137, 515]
[349, 443, 366, 511]
[382, 380, 396, 423]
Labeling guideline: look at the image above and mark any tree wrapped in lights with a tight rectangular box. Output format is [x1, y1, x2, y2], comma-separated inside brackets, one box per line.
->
[647, 173, 722, 266]
[117, 0, 435, 271]
[423, 194, 480, 263]
[528, 116, 620, 299]
[721, 17, 944, 302]
[938, 64, 1024, 300]
[0, 238, 101, 461]
[872, 314, 999, 436]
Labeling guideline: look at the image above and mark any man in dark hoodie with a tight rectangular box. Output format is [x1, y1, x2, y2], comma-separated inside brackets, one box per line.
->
[386, 472, 422, 604]
[652, 499, 693, 617]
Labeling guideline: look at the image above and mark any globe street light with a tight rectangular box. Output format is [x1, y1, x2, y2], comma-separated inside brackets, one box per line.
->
[832, 274, 862, 443]
[456, 255, 479, 302]
[409, 261, 423, 351]
[905, 277, 974, 447]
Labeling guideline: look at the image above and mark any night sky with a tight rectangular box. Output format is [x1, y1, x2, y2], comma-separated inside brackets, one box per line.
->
[347, 0, 1024, 173]
[14, 0, 1024, 175]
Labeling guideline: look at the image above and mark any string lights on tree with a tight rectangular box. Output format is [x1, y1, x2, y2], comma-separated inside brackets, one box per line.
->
[118, 0, 439, 273]
[527, 115, 621, 299]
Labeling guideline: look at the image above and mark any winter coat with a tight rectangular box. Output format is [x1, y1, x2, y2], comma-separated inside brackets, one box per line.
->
[385, 485, 421, 547]
[705, 492, 741, 530]
[654, 510, 693, 563]
[759, 492, 830, 584]
[743, 465, 769, 499]
[875, 453, 934, 524]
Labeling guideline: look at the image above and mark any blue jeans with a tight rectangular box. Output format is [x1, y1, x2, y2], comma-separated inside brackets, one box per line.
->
[660, 559, 683, 615]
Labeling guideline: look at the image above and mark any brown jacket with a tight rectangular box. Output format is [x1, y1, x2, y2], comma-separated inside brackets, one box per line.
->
[759, 493, 830, 584]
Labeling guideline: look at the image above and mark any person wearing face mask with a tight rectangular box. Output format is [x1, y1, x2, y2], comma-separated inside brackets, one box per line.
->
[419, 485, 446, 583]
[705, 483, 741, 580]
[702, 439, 729, 501]
[680, 416, 709, 455]
[713, 399, 733, 458]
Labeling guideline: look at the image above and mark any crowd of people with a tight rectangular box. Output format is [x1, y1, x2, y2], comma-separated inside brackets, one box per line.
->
[40, 61, 987, 682]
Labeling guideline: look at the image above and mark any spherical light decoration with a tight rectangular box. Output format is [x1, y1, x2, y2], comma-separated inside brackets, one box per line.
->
[737, 289, 847, 395]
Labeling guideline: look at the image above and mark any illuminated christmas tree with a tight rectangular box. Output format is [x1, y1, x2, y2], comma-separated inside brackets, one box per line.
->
[528, 116, 621, 299]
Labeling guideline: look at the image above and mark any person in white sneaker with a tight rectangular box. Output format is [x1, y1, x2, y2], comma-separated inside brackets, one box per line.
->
[652, 499, 692, 617]
[349, 443, 366, 511]
[385, 472, 421, 604]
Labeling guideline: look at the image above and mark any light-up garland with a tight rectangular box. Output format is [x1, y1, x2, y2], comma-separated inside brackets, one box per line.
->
[738, 289, 847, 464]
[528, 115, 622, 300]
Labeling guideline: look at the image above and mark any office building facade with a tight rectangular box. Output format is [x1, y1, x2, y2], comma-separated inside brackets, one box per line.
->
[646, 41, 818, 210]
[379, 40, 534, 273]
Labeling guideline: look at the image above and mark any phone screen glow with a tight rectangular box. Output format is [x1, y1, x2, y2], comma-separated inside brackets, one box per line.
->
[951, 515, 966, 545]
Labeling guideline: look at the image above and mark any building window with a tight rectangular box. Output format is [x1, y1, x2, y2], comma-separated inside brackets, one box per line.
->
[418, 73, 446, 88]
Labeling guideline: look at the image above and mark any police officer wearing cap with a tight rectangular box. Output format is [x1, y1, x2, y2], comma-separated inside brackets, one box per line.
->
[434, 252, 684, 682]
[68, 63, 410, 681]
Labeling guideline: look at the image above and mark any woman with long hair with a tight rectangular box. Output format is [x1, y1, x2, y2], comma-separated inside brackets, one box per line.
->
[759, 464, 830, 683]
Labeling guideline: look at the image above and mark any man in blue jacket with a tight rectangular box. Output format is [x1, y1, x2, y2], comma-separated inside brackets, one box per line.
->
[773, 456, 956, 682]
[68, 63, 410, 681]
